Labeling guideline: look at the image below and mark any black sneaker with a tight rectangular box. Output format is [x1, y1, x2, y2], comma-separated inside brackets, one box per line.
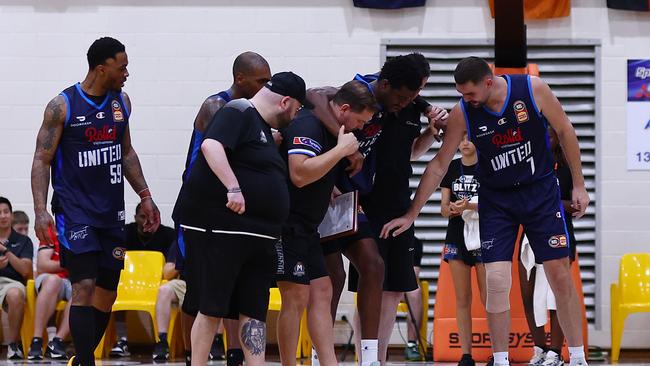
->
[486, 356, 494, 366]
[459, 354, 476, 366]
[152, 340, 169, 361]
[185, 351, 191, 366]
[209, 336, 225, 360]
[46, 337, 68, 360]
[28, 338, 43, 360]
[7, 342, 24, 360]
[226, 349, 244, 366]
[109, 337, 131, 357]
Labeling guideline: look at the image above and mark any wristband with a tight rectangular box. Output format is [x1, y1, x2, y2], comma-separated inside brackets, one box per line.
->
[140, 195, 153, 202]
[227, 187, 242, 194]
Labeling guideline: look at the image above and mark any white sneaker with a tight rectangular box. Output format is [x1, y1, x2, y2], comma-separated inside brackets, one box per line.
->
[529, 346, 547, 366]
[542, 351, 565, 366]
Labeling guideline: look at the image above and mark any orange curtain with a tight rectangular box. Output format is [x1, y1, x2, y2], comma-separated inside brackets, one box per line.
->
[488, 0, 570, 19]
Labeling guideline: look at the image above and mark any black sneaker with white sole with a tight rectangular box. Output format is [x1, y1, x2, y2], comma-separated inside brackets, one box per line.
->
[7, 342, 24, 360]
[46, 337, 68, 360]
[27, 338, 43, 360]
[152, 340, 169, 361]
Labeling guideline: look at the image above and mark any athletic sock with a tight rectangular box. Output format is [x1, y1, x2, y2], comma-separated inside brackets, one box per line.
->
[92, 307, 111, 350]
[568, 346, 585, 363]
[70, 306, 96, 366]
[361, 339, 378, 366]
[311, 346, 320, 366]
[493, 351, 509, 365]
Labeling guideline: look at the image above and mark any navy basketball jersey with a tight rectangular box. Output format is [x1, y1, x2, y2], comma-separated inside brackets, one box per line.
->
[461, 74, 554, 189]
[181, 90, 232, 182]
[52, 83, 130, 228]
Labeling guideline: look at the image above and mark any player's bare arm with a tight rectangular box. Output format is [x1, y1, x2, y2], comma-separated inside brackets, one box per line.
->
[194, 95, 227, 134]
[31, 95, 66, 245]
[380, 103, 466, 238]
[531, 76, 589, 217]
[120, 92, 161, 231]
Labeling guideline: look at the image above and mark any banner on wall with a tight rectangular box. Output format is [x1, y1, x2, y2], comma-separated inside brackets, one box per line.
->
[627, 59, 650, 170]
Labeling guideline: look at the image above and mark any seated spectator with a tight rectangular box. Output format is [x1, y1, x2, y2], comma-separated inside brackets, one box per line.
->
[110, 203, 175, 357]
[151, 241, 225, 361]
[27, 228, 71, 360]
[11, 211, 29, 236]
[0, 197, 34, 360]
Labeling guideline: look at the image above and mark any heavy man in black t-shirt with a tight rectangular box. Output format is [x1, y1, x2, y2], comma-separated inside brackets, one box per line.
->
[176, 72, 312, 366]
[276, 80, 377, 366]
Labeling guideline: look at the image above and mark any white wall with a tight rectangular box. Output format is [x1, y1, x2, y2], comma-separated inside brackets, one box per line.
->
[1, 0, 649, 349]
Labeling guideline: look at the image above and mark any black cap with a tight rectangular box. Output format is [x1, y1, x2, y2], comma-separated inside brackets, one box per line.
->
[264, 71, 314, 109]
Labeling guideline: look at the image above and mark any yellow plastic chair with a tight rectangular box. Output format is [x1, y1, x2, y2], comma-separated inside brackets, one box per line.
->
[268, 287, 309, 359]
[24, 279, 68, 352]
[95, 251, 165, 358]
[611, 253, 650, 362]
[397, 280, 429, 360]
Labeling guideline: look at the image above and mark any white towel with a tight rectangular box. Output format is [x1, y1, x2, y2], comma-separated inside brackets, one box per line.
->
[462, 196, 481, 251]
[520, 235, 557, 327]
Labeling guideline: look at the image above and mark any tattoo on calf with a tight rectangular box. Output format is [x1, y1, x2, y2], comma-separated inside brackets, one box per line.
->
[240, 318, 266, 356]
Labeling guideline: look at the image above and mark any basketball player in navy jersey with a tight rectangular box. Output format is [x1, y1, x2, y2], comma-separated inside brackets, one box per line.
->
[172, 51, 271, 366]
[31, 37, 160, 366]
[382, 57, 589, 366]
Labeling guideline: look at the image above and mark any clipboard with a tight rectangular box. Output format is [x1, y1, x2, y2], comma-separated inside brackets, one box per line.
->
[318, 191, 359, 242]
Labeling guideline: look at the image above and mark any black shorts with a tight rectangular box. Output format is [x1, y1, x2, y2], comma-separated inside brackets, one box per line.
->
[276, 225, 328, 285]
[348, 223, 418, 293]
[181, 228, 276, 322]
[442, 241, 483, 267]
[321, 217, 374, 256]
[56, 217, 125, 289]
[413, 236, 423, 267]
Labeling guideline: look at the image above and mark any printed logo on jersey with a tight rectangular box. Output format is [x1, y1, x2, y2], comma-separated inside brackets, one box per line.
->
[118, 210, 125, 221]
[85, 125, 117, 144]
[476, 127, 495, 138]
[491, 127, 524, 148]
[513, 100, 529, 123]
[490, 141, 532, 172]
[292, 137, 321, 152]
[111, 99, 124, 122]
[556, 211, 562, 219]
[69, 226, 89, 241]
[76, 116, 86, 122]
[260, 131, 268, 143]
[498, 117, 507, 125]
[548, 235, 567, 248]
[112, 247, 126, 260]
[481, 238, 495, 250]
[443, 244, 458, 256]
[452, 174, 479, 200]
[479, 126, 488, 132]
[292, 262, 305, 277]
[96, 111, 106, 119]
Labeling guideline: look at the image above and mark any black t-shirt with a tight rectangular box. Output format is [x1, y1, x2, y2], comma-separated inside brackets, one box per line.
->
[280, 110, 338, 231]
[178, 99, 290, 237]
[0, 230, 33, 283]
[440, 158, 480, 246]
[124, 222, 175, 255]
[362, 104, 422, 221]
[555, 162, 577, 258]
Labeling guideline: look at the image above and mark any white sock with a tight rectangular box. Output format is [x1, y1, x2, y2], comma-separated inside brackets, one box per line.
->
[361, 339, 378, 366]
[493, 351, 509, 365]
[533, 346, 545, 356]
[311, 347, 319, 366]
[568, 346, 585, 361]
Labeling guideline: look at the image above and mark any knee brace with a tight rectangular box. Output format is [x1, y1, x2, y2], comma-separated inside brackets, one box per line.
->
[485, 261, 512, 313]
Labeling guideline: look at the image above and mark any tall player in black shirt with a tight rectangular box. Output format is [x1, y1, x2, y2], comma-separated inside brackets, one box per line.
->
[276, 81, 376, 366]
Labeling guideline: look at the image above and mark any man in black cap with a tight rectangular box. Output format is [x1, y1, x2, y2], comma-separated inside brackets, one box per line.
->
[176, 71, 312, 366]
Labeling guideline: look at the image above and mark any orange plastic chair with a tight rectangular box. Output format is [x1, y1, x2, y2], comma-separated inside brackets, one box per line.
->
[95, 251, 165, 358]
[610, 253, 650, 361]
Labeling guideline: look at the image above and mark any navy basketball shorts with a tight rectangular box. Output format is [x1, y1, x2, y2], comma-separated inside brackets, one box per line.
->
[478, 174, 571, 263]
[276, 224, 328, 285]
[56, 214, 125, 286]
[443, 242, 483, 266]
